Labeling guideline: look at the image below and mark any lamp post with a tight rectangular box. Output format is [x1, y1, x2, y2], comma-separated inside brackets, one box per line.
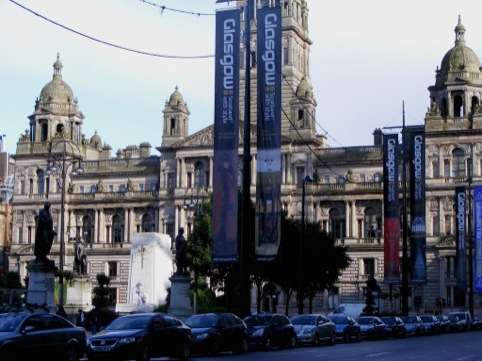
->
[467, 161, 474, 317]
[298, 175, 314, 314]
[45, 137, 83, 306]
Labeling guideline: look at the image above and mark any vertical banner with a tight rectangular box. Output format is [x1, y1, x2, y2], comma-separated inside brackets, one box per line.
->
[212, 9, 240, 263]
[255, 6, 282, 261]
[409, 130, 427, 283]
[455, 186, 468, 292]
[474, 185, 482, 293]
[383, 133, 400, 283]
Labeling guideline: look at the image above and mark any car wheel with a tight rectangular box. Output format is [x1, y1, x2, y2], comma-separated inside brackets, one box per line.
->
[288, 335, 297, 348]
[210, 340, 220, 356]
[66, 344, 81, 361]
[136, 344, 150, 361]
[178, 339, 190, 361]
[234, 336, 248, 354]
[356, 332, 362, 342]
[312, 333, 320, 346]
[263, 336, 273, 351]
[1, 346, 16, 361]
[329, 332, 336, 345]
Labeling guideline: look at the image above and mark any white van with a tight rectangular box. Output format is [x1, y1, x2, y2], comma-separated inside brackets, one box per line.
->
[328, 303, 366, 318]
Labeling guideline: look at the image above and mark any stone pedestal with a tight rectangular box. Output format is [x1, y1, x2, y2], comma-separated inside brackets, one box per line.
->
[26, 259, 58, 312]
[168, 274, 193, 320]
[65, 277, 92, 315]
[116, 233, 172, 314]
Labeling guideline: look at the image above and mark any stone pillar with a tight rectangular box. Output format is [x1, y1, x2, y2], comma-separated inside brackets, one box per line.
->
[26, 259, 58, 311]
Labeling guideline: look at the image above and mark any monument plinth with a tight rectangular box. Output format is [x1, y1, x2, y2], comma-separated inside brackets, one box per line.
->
[168, 273, 193, 319]
[26, 259, 57, 311]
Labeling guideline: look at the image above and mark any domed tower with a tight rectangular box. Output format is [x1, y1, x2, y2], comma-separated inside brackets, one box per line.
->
[426, 16, 482, 131]
[289, 77, 317, 140]
[27, 54, 84, 145]
[161, 86, 190, 147]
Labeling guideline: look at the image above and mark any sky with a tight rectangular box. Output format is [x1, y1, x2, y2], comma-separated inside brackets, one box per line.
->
[1, 0, 482, 154]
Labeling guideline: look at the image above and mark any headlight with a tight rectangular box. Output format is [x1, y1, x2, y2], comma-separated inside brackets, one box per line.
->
[118, 337, 137, 344]
[196, 333, 209, 340]
[253, 329, 265, 337]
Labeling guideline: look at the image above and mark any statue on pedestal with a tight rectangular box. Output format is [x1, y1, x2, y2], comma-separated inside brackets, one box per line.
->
[34, 201, 57, 264]
[175, 227, 188, 274]
[73, 240, 87, 276]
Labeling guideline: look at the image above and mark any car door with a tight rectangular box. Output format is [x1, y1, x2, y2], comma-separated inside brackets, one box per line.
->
[218, 314, 240, 351]
[19, 314, 49, 358]
[317, 314, 332, 341]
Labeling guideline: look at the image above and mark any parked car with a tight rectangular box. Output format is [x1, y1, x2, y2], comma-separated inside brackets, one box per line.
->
[400, 315, 425, 336]
[243, 313, 297, 350]
[420, 315, 441, 334]
[448, 314, 464, 332]
[355, 316, 387, 340]
[472, 316, 482, 330]
[380, 316, 406, 338]
[448, 311, 473, 331]
[85, 312, 192, 361]
[328, 315, 361, 343]
[183, 313, 248, 356]
[0, 311, 86, 361]
[436, 315, 451, 333]
[289, 314, 336, 346]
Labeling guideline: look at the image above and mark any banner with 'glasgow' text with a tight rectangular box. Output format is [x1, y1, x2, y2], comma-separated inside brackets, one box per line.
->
[212, 8, 240, 263]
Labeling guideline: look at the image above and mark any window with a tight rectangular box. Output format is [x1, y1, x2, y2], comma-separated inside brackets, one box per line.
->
[151, 183, 158, 191]
[112, 215, 123, 243]
[82, 216, 92, 243]
[363, 258, 375, 275]
[108, 287, 117, 306]
[142, 214, 154, 232]
[80, 186, 85, 193]
[329, 208, 345, 238]
[91, 185, 96, 193]
[119, 184, 126, 192]
[452, 148, 466, 177]
[139, 183, 144, 192]
[445, 215, 452, 235]
[364, 207, 379, 238]
[324, 175, 330, 184]
[107, 261, 117, 277]
[374, 173, 382, 182]
[109, 185, 114, 192]
[194, 162, 206, 187]
[360, 174, 366, 183]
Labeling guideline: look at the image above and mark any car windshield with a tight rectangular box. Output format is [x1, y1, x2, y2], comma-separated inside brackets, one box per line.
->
[106, 315, 151, 330]
[356, 318, 373, 325]
[421, 316, 434, 322]
[244, 316, 270, 326]
[290, 315, 316, 326]
[381, 317, 396, 324]
[184, 314, 219, 328]
[329, 317, 350, 325]
[0, 313, 26, 331]
[401, 317, 418, 323]
[448, 315, 459, 322]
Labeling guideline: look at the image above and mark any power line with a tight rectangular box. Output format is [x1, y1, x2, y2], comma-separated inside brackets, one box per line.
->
[9, 0, 215, 59]
[139, 0, 215, 16]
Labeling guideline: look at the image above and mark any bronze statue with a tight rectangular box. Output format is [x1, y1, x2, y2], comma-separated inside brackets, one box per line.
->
[34, 201, 57, 262]
[175, 227, 188, 274]
[73, 240, 87, 275]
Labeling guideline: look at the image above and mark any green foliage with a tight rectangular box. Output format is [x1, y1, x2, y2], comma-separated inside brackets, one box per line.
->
[55, 270, 74, 281]
[92, 273, 111, 309]
[1, 271, 23, 289]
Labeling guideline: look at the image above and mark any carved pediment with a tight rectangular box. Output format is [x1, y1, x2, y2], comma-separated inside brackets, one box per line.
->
[19, 245, 35, 254]
[434, 236, 456, 247]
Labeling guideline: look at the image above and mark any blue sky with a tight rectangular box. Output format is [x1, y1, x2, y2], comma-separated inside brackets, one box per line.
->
[1, 0, 481, 154]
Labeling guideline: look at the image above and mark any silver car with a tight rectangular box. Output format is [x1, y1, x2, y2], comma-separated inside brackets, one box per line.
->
[290, 314, 336, 346]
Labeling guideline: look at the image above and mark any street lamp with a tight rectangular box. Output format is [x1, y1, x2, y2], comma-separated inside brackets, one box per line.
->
[298, 175, 314, 314]
[45, 136, 83, 306]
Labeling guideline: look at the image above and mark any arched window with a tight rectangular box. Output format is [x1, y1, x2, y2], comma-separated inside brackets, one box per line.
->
[364, 207, 379, 238]
[452, 148, 466, 177]
[194, 161, 205, 187]
[329, 208, 345, 239]
[37, 170, 45, 195]
[112, 215, 123, 243]
[454, 95, 464, 117]
[142, 214, 154, 232]
[82, 216, 93, 243]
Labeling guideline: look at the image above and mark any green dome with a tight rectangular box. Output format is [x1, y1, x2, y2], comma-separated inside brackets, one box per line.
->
[39, 54, 75, 106]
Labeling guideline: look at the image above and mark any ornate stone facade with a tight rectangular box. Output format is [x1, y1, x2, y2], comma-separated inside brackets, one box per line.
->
[7, 3, 482, 315]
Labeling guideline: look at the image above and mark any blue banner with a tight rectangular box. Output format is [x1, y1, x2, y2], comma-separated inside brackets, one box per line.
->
[383, 133, 400, 284]
[255, 6, 282, 261]
[212, 8, 240, 263]
[474, 186, 482, 293]
[455, 186, 468, 292]
[409, 130, 426, 283]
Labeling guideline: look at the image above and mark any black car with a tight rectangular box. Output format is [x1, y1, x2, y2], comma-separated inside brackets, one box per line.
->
[85, 312, 192, 361]
[355, 316, 387, 340]
[184, 313, 248, 356]
[0, 311, 86, 361]
[243, 313, 297, 350]
[420, 315, 441, 334]
[328, 315, 361, 342]
[437, 315, 451, 333]
[380, 316, 406, 338]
